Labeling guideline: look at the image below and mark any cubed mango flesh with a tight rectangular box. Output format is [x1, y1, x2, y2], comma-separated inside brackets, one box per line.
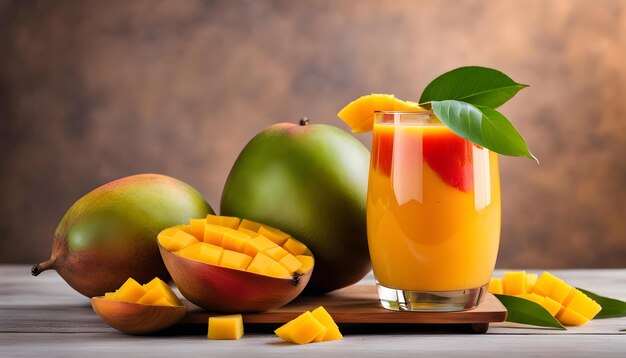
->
[207, 314, 244, 340]
[220, 250, 252, 271]
[311, 306, 343, 342]
[488, 278, 503, 295]
[275, 311, 327, 344]
[283, 238, 308, 256]
[101, 277, 182, 307]
[243, 235, 278, 257]
[258, 226, 290, 245]
[246, 252, 275, 275]
[495, 271, 602, 326]
[503, 271, 526, 295]
[239, 219, 262, 231]
[296, 255, 314, 274]
[161, 216, 315, 280]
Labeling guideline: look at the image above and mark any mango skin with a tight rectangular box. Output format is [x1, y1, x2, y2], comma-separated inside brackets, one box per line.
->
[221, 122, 371, 294]
[35, 174, 213, 297]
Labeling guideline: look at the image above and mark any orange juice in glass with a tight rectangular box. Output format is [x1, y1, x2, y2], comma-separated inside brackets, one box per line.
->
[367, 111, 501, 311]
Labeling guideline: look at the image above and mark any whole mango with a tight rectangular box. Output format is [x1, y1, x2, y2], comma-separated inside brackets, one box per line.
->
[221, 119, 371, 294]
[32, 174, 213, 297]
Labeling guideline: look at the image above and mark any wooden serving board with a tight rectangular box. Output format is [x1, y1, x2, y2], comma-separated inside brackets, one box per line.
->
[180, 285, 507, 333]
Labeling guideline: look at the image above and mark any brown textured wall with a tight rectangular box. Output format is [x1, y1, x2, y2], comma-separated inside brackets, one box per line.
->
[0, 0, 625, 267]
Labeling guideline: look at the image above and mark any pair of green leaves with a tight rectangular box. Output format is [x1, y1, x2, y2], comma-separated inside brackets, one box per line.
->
[495, 289, 626, 330]
[419, 66, 537, 162]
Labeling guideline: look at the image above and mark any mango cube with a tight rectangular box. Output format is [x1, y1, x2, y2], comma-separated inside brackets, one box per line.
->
[258, 226, 290, 245]
[115, 278, 147, 302]
[264, 261, 291, 278]
[243, 235, 278, 257]
[532, 272, 560, 297]
[104, 291, 117, 300]
[275, 311, 327, 344]
[525, 273, 538, 292]
[503, 271, 526, 295]
[239, 219, 262, 231]
[564, 289, 602, 320]
[541, 296, 563, 316]
[158, 230, 199, 251]
[189, 218, 206, 240]
[279, 253, 303, 273]
[557, 307, 589, 326]
[221, 230, 250, 252]
[283, 238, 308, 256]
[515, 293, 544, 306]
[488, 278, 503, 295]
[311, 306, 342, 342]
[139, 277, 182, 306]
[548, 279, 573, 303]
[265, 246, 289, 261]
[197, 243, 224, 265]
[246, 253, 275, 275]
[206, 214, 241, 229]
[208, 314, 244, 340]
[220, 250, 252, 271]
[237, 227, 259, 238]
[296, 255, 314, 274]
[203, 224, 229, 245]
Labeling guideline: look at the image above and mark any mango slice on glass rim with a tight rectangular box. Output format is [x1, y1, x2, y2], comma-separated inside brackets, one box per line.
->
[337, 94, 423, 133]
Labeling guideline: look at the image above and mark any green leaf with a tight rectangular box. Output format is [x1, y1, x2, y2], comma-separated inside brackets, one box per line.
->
[620, 329, 626, 332]
[495, 294, 566, 330]
[577, 288, 626, 319]
[430, 100, 537, 161]
[419, 66, 528, 108]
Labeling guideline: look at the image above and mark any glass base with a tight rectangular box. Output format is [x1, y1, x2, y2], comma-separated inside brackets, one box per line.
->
[377, 283, 488, 312]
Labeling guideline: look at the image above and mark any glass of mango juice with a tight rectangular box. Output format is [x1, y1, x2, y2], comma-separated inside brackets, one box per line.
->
[367, 111, 501, 311]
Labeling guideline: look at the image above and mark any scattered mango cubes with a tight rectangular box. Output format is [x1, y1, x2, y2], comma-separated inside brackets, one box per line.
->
[157, 215, 315, 279]
[275, 306, 342, 344]
[102, 277, 182, 307]
[208, 314, 244, 340]
[488, 271, 602, 326]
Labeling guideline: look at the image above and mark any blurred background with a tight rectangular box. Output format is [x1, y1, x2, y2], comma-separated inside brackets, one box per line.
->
[0, 0, 624, 267]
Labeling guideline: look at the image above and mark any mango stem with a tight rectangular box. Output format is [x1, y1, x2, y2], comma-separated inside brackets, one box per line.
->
[299, 117, 310, 126]
[31, 259, 55, 276]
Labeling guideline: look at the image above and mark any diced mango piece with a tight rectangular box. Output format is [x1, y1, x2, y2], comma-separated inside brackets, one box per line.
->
[338, 94, 423, 133]
[104, 291, 117, 300]
[141, 277, 182, 306]
[208, 314, 244, 340]
[189, 218, 206, 240]
[515, 293, 545, 306]
[541, 296, 563, 316]
[237, 227, 259, 238]
[220, 250, 252, 271]
[532, 272, 561, 297]
[207, 214, 245, 229]
[152, 297, 174, 306]
[158, 230, 199, 251]
[548, 279, 573, 303]
[525, 273, 538, 293]
[239, 219, 262, 231]
[265, 246, 289, 261]
[264, 261, 291, 278]
[203, 224, 229, 245]
[564, 289, 602, 320]
[275, 311, 327, 344]
[221, 230, 250, 252]
[296, 255, 314, 274]
[279, 253, 303, 273]
[283, 238, 308, 256]
[258, 226, 291, 245]
[311, 306, 342, 342]
[115, 278, 147, 303]
[503, 271, 526, 295]
[158, 227, 180, 239]
[488, 278, 503, 294]
[177, 242, 223, 266]
[246, 253, 275, 275]
[243, 235, 278, 257]
[556, 307, 589, 326]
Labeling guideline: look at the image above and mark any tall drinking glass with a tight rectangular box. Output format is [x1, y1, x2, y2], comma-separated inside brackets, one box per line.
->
[367, 111, 501, 311]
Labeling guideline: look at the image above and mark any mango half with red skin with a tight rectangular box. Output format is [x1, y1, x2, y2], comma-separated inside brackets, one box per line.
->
[32, 174, 213, 297]
[221, 120, 371, 294]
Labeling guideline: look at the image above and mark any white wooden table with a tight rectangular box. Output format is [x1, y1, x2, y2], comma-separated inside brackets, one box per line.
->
[1, 266, 624, 357]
